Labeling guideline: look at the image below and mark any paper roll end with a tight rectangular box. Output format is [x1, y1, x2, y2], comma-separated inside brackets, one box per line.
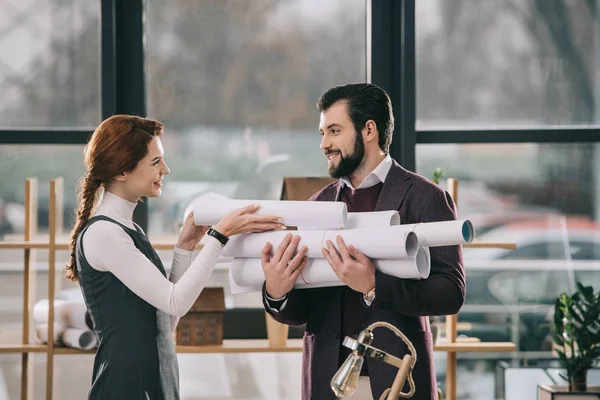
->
[405, 231, 419, 257]
[79, 331, 98, 350]
[462, 220, 475, 243]
[416, 247, 431, 279]
[390, 212, 401, 226]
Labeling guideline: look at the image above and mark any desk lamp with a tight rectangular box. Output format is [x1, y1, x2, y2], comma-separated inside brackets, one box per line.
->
[330, 321, 417, 399]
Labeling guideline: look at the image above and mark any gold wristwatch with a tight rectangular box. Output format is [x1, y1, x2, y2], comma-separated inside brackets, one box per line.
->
[363, 287, 376, 303]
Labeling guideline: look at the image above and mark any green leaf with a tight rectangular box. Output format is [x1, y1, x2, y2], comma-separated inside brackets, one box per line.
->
[431, 168, 445, 184]
[555, 349, 569, 367]
[559, 372, 569, 382]
[551, 283, 600, 377]
[553, 332, 565, 346]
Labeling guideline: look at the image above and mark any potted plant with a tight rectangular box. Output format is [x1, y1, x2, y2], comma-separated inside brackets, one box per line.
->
[539, 282, 600, 398]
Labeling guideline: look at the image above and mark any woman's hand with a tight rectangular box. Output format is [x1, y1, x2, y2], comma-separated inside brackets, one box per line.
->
[176, 211, 210, 251]
[213, 204, 285, 237]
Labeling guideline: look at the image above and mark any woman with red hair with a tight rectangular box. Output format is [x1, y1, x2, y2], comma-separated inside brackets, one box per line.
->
[65, 114, 287, 400]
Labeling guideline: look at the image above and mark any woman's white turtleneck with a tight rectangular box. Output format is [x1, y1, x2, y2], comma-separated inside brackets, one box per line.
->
[81, 190, 223, 328]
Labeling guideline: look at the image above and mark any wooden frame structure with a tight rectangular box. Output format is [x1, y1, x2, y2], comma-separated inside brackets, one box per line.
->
[0, 177, 516, 399]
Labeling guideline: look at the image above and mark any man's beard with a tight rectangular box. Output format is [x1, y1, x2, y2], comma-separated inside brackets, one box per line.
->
[327, 131, 365, 179]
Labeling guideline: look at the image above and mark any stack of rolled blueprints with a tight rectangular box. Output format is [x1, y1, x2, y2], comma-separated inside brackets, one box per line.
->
[184, 194, 474, 293]
[33, 289, 97, 350]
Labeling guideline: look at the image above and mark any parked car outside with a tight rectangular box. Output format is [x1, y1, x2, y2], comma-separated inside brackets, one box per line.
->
[457, 216, 600, 351]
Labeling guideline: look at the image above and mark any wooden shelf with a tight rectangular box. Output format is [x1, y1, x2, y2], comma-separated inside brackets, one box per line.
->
[0, 240, 201, 252]
[52, 347, 95, 355]
[176, 339, 303, 353]
[0, 344, 48, 354]
[463, 241, 517, 249]
[9, 337, 514, 356]
[434, 341, 516, 352]
[52, 339, 303, 355]
[0, 241, 51, 249]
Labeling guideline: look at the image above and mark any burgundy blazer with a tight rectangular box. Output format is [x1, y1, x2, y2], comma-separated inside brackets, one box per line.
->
[262, 160, 466, 400]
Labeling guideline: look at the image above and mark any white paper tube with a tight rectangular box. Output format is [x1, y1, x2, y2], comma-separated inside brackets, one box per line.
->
[228, 272, 260, 295]
[322, 229, 418, 259]
[374, 247, 431, 279]
[184, 196, 348, 229]
[62, 328, 98, 350]
[393, 220, 474, 247]
[33, 299, 89, 330]
[229, 247, 429, 289]
[344, 211, 401, 228]
[294, 281, 345, 290]
[33, 299, 67, 324]
[223, 229, 418, 259]
[36, 323, 66, 344]
[56, 288, 85, 302]
[60, 302, 89, 330]
[223, 230, 324, 258]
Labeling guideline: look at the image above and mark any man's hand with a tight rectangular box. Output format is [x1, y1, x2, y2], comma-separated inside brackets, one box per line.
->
[262, 233, 308, 299]
[322, 235, 375, 294]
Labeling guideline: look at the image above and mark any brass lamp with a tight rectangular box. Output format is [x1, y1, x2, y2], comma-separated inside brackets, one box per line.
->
[331, 321, 417, 399]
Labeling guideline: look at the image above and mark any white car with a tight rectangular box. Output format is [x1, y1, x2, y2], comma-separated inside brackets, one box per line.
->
[456, 215, 600, 351]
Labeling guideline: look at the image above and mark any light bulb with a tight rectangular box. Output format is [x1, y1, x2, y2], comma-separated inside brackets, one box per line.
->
[330, 352, 364, 397]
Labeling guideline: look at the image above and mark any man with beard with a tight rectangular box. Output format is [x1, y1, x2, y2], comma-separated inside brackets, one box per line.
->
[260, 83, 465, 400]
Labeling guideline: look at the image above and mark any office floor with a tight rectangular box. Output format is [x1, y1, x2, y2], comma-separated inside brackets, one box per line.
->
[0, 352, 510, 400]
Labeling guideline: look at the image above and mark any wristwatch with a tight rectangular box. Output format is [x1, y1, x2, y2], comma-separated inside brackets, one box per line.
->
[207, 227, 229, 246]
[363, 287, 376, 303]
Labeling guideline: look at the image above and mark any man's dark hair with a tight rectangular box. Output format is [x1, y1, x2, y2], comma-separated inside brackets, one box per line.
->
[316, 83, 394, 153]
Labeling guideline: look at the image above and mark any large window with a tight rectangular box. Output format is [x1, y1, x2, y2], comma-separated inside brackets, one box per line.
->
[417, 142, 600, 395]
[0, 0, 100, 128]
[1, 1, 599, 399]
[415, 3, 600, 396]
[0, 145, 85, 239]
[416, 0, 600, 129]
[145, 0, 367, 236]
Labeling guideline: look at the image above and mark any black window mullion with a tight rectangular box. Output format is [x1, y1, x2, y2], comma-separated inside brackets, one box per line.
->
[371, 0, 416, 172]
[417, 128, 600, 144]
[113, 0, 148, 231]
[101, 0, 117, 119]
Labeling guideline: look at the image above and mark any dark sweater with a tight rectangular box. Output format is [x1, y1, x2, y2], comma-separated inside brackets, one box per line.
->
[339, 181, 384, 376]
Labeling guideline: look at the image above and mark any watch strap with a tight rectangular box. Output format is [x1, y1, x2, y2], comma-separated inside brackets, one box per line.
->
[207, 227, 229, 246]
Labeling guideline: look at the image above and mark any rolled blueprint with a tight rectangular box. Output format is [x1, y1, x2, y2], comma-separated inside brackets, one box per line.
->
[344, 211, 401, 228]
[56, 287, 85, 302]
[229, 246, 430, 291]
[322, 228, 418, 259]
[392, 220, 475, 247]
[375, 247, 431, 279]
[222, 229, 418, 259]
[184, 196, 348, 229]
[33, 299, 66, 324]
[33, 299, 90, 330]
[36, 323, 66, 344]
[62, 328, 98, 350]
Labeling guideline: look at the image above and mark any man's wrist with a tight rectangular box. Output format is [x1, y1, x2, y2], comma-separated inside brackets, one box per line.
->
[363, 286, 376, 304]
[265, 289, 288, 301]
